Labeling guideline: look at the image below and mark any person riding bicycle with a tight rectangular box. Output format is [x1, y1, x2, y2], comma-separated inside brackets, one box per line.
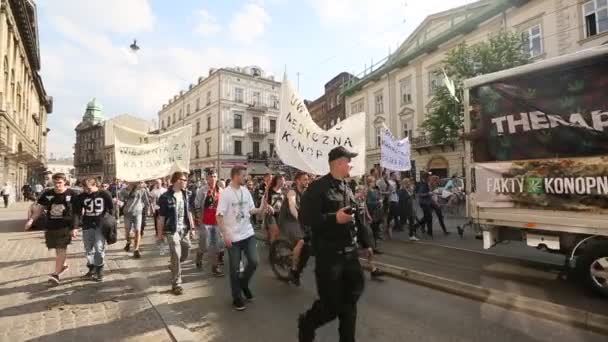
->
[264, 174, 285, 243]
[278, 171, 310, 286]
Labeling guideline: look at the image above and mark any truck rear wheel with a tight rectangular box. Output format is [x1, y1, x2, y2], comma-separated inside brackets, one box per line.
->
[577, 240, 608, 297]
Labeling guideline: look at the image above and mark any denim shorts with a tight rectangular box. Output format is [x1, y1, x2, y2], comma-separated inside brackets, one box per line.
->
[124, 212, 142, 232]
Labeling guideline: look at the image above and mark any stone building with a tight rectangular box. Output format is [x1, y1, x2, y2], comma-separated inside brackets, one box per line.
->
[74, 98, 153, 181]
[0, 0, 52, 194]
[343, 0, 608, 179]
[74, 98, 105, 180]
[157, 66, 281, 179]
[305, 72, 357, 130]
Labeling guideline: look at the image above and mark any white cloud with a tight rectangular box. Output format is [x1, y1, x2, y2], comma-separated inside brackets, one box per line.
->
[194, 10, 222, 37]
[38, 0, 155, 34]
[229, 3, 271, 44]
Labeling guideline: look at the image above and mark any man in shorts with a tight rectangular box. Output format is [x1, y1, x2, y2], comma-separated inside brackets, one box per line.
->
[24, 173, 79, 285]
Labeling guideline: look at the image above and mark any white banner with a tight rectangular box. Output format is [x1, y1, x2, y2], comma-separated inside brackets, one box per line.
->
[114, 124, 192, 182]
[380, 127, 411, 171]
[276, 78, 366, 176]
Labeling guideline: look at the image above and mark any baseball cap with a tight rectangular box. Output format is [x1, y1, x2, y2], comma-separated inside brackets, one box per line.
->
[328, 146, 358, 162]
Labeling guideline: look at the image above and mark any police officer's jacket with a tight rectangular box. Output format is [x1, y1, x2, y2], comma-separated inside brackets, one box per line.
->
[300, 173, 372, 255]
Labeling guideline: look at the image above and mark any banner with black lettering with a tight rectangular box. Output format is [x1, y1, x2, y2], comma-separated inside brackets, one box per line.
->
[114, 124, 191, 182]
[380, 127, 411, 171]
[276, 78, 366, 176]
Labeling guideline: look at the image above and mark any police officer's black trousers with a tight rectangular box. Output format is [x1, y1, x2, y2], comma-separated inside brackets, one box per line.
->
[300, 251, 364, 342]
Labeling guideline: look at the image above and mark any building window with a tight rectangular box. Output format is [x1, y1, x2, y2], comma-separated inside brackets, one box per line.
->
[172, 113, 176, 124]
[187, 104, 191, 115]
[234, 140, 242, 155]
[374, 91, 384, 114]
[234, 112, 243, 129]
[206, 138, 211, 157]
[196, 120, 200, 135]
[196, 98, 200, 111]
[252, 117, 260, 132]
[207, 91, 211, 105]
[161, 119, 165, 129]
[402, 123, 412, 139]
[269, 119, 276, 133]
[195, 143, 200, 159]
[429, 70, 443, 95]
[584, 0, 608, 37]
[269, 141, 275, 157]
[400, 76, 413, 105]
[235, 88, 244, 103]
[351, 99, 364, 114]
[207, 116, 211, 131]
[270, 95, 279, 109]
[375, 127, 382, 148]
[179, 109, 183, 120]
[252, 141, 260, 156]
[522, 24, 543, 58]
[252, 91, 261, 105]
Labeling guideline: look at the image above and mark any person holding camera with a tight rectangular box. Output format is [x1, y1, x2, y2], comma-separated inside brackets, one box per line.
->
[298, 146, 373, 342]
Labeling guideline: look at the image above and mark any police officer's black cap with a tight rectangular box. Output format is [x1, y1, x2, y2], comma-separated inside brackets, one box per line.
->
[328, 146, 358, 162]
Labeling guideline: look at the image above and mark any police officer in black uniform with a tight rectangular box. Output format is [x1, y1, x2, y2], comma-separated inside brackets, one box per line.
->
[298, 146, 373, 342]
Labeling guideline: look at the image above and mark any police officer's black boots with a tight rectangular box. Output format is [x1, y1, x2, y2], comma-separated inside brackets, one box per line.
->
[298, 314, 315, 342]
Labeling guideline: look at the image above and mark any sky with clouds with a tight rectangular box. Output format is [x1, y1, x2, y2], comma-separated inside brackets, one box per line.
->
[37, 0, 475, 158]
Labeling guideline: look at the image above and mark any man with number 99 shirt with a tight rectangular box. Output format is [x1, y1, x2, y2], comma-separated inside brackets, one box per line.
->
[73, 177, 114, 282]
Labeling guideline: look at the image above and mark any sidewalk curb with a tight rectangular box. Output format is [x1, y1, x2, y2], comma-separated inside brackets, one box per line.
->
[254, 231, 608, 335]
[360, 260, 608, 336]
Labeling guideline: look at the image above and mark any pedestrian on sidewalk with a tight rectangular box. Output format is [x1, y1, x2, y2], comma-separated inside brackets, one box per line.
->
[430, 175, 450, 236]
[398, 178, 419, 241]
[298, 146, 373, 342]
[216, 166, 268, 311]
[156, 172, 196, 295]
[355, 184, 384, 279]
[387, 172, 401, 235]
[150, 179, 167, 236]
[120, 181, 149, 258]
[365, 175, 383, 253]
[1, 182, 11, 208]
[24, 173, 79, 285]
[73, 177, 114, 282]
[195, 169, 225, 277]
[416, 172, 434, 238]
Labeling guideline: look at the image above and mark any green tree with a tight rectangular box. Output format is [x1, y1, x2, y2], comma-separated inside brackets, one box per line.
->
[421, 30, 530, 144]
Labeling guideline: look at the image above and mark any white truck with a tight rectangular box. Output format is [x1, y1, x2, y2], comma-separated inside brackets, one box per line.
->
[463, 46, 608, 296]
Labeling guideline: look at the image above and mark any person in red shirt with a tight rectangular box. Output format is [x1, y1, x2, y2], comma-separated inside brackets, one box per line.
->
[195, 170, 224, 276]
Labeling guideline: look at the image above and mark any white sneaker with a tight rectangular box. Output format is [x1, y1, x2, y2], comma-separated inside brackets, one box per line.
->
[409, 236, 420, 241]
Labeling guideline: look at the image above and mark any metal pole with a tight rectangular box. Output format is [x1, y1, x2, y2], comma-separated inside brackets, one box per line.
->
[217, 71, 222, 177]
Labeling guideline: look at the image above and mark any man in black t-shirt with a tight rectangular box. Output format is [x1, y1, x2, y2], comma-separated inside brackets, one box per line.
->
[25, 173, 79, 285]
[73, 177, 114, 282]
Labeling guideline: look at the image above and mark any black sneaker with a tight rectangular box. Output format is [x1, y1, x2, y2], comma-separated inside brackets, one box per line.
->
[289, 269, 301, 287]
[242, 287, 254, 302]
[48, 274, 60, 286]
[371, 268, 385, 279]
[218, 251, 225, 266]
[124, 243, 131, 252]
[232, 298, 246, 311]
[172, 285, 183, 295]
[195, 261, 203, 269]
[82, 265, 95, 279]
[93, 266, 104, 282]
[212, 265, 225, 277]
[133, 250, 141, 259]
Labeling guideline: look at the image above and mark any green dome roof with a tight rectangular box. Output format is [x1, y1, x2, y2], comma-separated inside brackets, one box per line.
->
[83, 97, 104, 123]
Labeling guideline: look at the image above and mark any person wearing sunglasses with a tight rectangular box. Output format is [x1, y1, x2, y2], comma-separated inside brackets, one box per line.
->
[157, 171, 196, 295]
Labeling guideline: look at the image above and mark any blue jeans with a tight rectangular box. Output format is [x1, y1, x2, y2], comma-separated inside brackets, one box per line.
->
[83, 228, 105, 267]
[227, 235, 258, 301]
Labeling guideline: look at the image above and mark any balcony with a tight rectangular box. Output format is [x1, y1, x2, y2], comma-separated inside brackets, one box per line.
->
[411, 135, 457, 153]
[247, 151, 269, 162]
[247, 102, 268, 113]
[245, 126, 268, 138]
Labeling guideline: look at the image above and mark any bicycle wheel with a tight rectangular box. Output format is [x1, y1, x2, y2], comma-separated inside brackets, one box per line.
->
[269, 239, 293, 281]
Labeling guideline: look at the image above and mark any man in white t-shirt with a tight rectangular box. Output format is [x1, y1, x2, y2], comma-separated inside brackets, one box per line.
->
[217, 165, 269, 311]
